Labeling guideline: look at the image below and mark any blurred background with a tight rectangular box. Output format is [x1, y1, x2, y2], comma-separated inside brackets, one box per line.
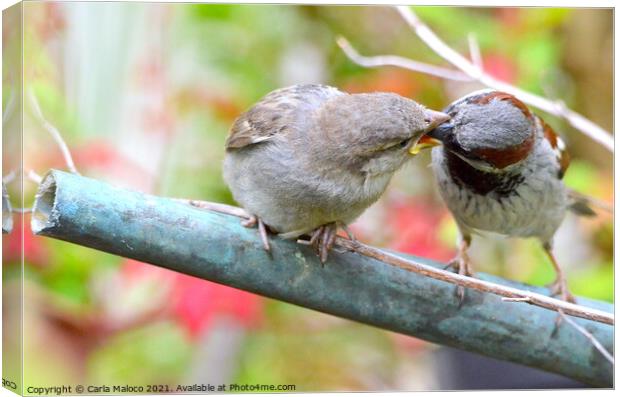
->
[3, 2, 613, 391]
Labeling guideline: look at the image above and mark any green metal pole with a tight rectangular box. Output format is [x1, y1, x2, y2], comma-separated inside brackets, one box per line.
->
[31, 170, 613, 386]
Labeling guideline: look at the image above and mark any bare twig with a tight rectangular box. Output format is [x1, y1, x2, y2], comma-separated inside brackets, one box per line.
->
[27, 170, 43, 184]
[5, 169, 52, 186]
[338, 237, 613, 325]
[467, 33, 483, 70]
[172, 198, 250, 219]
[339, 7, 613, 152]
[28, 89, 81, 175]
[557, 310, 614, 364]
[182, 198, 613, 326]
[3, 89, 16, 125]
[393, 6, 612, 152]
[501, 293, 614, 366]
[2, 170, 17, 184]
[502, 297, 531, 302]
[336, 37, 472, 82]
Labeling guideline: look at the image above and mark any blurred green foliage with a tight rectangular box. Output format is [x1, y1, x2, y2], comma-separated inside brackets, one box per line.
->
[179, 5, 327, 101]
[235, 301, 403, 391]
[44, 242, 121, 304]
[88, 322, 191, 385]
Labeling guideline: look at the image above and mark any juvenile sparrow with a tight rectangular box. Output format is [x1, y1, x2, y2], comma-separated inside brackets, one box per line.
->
[425, 89, 593, 302]
[223, 84, 449, 263]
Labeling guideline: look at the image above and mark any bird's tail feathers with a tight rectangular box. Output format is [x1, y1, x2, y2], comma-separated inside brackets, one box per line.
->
[567, 189, 612, 217]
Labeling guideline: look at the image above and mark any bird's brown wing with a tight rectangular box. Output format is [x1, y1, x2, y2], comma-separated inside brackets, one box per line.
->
[537, 115, 570, 179]
[536, 116, 597, 216]
[225, 101, 286, 149]
[225, 84, 343, 149]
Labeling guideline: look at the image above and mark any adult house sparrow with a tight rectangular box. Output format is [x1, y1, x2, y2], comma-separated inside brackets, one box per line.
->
[425, 89, 593, 303]
[223, 84, 449, 263]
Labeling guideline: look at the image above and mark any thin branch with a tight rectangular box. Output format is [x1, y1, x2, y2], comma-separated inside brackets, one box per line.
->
[2, 170, 17, 184]
[557, 310, 614, 364]
[183, 198, 613, 326]
[27, 170, 43, 184]
[3, 89, 16, 124]
[392, 6, 612, 152]
[336, 37, 473, 82]
[344, 234, 616, 370]
[467, 33, 483, 70]
[502, 297, 531, 302]
[506, 297, 613, 360]
[27, 89, 81, 175]
[172, 198, 250, 219]
[338, 237, 613, 325]
[5, 169, 56, 186]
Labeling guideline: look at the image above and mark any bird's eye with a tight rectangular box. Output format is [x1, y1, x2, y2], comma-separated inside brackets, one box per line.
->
[398, 138, 412, 148]
[379, 138, 413, 152]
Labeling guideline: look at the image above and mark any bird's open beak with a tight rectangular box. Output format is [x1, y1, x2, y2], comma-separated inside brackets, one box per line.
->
[409, 135, 443, 155]
[409, 110, 449, 155]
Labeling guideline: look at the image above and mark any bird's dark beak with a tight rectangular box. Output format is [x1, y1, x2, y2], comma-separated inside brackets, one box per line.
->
[409, 110, 449, 155]
[423, 109, 451, 133]
[425, 122, 454, 142]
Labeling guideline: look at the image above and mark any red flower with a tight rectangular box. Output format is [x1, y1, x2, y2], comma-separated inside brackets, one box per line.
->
[119, 260, 263, 339]
[3, 213, 49, 267]
[483, 54, 518, 83]
[171, 273, 262, 339]
[387, 200, 454, 263]
[495, 8, 522, 28]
